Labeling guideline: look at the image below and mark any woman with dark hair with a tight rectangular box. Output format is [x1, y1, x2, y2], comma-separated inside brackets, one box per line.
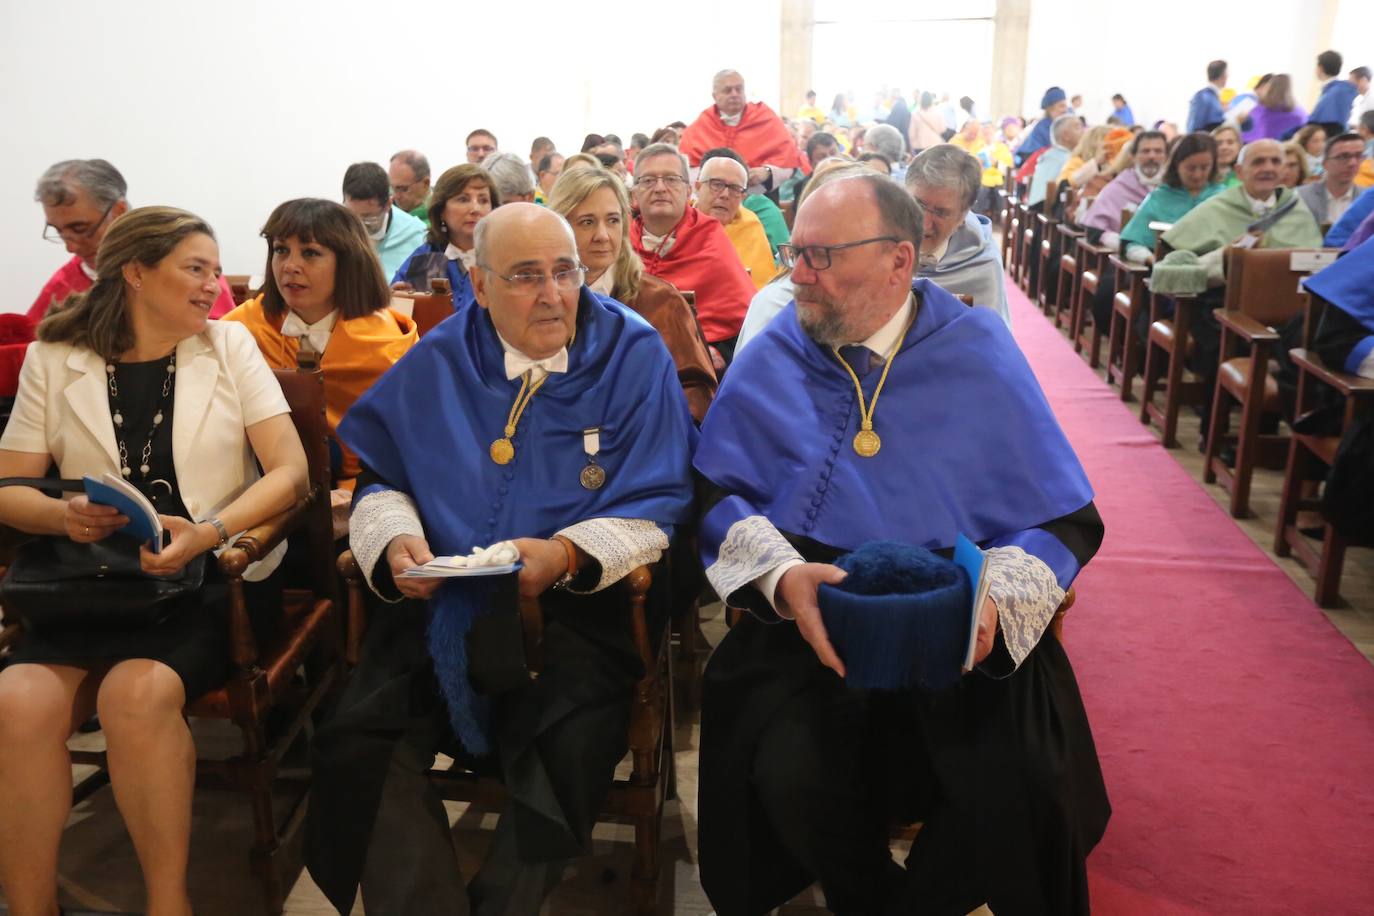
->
[1119, 132, 1225, 263]
[0, 206, 308, 916]
[390, 163, 501, 310]
[224, 199, 416, 516]
[1243, 74, 1308, 143]
[827, 93, 852, 128]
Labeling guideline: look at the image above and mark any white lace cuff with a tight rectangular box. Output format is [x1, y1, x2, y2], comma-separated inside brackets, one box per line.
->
[349, 489, 425, 601]
[706, 515, 804, 606]
[557, 518, 668, 593]
[984, 545, 1065, 672]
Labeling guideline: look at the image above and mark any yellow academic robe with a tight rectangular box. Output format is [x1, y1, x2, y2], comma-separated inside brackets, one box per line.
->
[223, 296, 418, 487]
[723, 207, 779, 291]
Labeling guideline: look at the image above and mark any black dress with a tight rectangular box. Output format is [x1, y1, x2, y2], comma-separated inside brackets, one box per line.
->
[9, 356, 277, 702]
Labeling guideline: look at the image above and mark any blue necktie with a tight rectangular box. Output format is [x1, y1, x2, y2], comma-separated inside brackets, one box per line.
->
[838, 345, 879, 377]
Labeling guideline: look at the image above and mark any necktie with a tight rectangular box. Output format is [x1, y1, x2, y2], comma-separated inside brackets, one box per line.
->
[838, 345, 878, 377]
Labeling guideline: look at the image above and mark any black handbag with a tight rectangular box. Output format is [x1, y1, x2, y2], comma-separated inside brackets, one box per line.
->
[0, 477, 205, 633]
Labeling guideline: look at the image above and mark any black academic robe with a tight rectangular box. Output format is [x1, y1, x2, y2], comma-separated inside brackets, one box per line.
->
[698, 503, 1110, 916]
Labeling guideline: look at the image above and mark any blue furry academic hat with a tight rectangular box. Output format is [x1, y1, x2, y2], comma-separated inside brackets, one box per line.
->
[1041, 86, 1067, 109]
[817, 541, 972, 692]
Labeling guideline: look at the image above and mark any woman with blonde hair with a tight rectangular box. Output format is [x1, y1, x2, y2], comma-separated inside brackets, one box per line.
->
[547, 167, 716, 421]
[0, 206, 308, 916]
[1211, 124, 1243, 186]
[1280, 141, 1311, 188]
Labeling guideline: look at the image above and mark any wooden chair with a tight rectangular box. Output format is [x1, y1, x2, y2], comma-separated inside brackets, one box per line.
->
[1104, 255, 1151, 398]
[410, 277, 456, 338]
[1052, 189, 1085, 330]
[1019, 201, 1040, 293]
[0, 366, 342, 914]
[336, 551, 674, 914]
[1274, 349, 1374, 606]
[1000, 173, 1021, 272]
[1069, 237, 1116, 367]
[225, 275, 255, 305]
[1202, 249, 1317, 517]
[1034, 183, 1063, 317]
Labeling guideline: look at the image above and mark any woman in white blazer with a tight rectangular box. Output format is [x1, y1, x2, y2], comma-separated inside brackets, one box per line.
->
[0, 207, 307, 916]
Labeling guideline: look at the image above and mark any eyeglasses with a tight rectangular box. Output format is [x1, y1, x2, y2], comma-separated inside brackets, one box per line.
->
[777, 236, 900, 271]
[359, 210, 389, 232]
[42, 201, 116, 244]
[468, 143, 496, 154]
[481, 264, 587, 294]
[1327, 152, 1364, 163]
[700, 177, 747, 196]
[391, 179, 426, 196]
[913, 199, 958, 221]
[635, 174, 687, 190]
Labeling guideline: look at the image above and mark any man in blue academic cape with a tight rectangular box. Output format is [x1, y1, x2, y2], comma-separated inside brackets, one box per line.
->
[1013, 85, 1069, 165]
[694, 173, 1109, 915]
[1308, 49, 1360, 137]
[1307, 235, 1374, 378]
[304, 203, 696, 916]
[1187, 59, 1228, 133]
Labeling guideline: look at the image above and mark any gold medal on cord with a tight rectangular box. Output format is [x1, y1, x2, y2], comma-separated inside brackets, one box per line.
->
[490, 372, 548, 465]
[832, 308, 916, 459]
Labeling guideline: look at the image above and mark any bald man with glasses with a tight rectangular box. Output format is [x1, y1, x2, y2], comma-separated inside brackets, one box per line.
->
[695, 150, 779, 292]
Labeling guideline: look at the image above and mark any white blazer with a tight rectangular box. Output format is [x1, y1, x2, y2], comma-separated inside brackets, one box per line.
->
[1, 321, 292, 580]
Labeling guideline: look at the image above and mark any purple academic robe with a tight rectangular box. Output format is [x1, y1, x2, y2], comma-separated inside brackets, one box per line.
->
[1242, 104, 1308, 142]
[1083, 168, 1156, 235]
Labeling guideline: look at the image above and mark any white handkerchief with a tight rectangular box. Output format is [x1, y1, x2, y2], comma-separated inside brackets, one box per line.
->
[446, 541, 521, 568]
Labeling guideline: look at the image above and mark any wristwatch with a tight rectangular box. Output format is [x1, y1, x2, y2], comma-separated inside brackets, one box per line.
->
[551, 535, 578, 589]
[207, 517, 230, 547]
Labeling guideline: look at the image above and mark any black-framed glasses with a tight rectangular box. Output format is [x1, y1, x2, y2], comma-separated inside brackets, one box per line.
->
[479, 263, 587, 294]
[777, 236, 900, 271]
[701, 177, 746, 196]
[42, 201, 116, 244]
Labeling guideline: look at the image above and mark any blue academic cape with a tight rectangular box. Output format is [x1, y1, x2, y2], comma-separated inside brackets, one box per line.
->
[1325, 184, 1374, 248]
[695, 279, 1095, 594]
[1304, 237, 1374, 373]
[1309, 78, 1358, 128]
[1187, 86, 1224, 132]
[1116, 104, 1135, 126]
[391, 241, 477, 312]
[1013, 117, 1052, 165]
[339, 287, 697, 750]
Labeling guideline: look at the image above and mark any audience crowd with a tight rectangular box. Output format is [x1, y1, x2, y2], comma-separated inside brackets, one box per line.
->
[0, 49, 1370, 916]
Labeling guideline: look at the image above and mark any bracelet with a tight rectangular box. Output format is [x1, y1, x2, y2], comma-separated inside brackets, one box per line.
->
[551, 535, 578, 588]
[207, 517, 230, 547]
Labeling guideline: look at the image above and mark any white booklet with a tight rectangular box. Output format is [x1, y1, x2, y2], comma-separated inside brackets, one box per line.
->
[397, 541, 524, 579]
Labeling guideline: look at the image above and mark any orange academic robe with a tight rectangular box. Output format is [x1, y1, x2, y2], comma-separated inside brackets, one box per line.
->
[223, 296, 417, 487]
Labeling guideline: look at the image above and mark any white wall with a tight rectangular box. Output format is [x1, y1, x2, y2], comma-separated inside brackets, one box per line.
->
[0, 0, 780, 312]
[1022, 0, 1368, 130]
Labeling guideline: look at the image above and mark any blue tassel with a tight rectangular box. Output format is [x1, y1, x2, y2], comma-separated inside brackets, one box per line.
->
[818, 541, 971, 692]
[426, 586, 493, 755]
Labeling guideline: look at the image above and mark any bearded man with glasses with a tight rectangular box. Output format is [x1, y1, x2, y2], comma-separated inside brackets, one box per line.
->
[630, 142, 756, 364]
[695, 172, 1109, 915]
[305, 203, 695, 916]
[30, 158, 236, 321]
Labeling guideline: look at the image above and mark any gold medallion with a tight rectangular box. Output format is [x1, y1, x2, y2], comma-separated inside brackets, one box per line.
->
[490, 437, 515, 465]
[853, 429, 881, 457]
[580, 463, 606, 490]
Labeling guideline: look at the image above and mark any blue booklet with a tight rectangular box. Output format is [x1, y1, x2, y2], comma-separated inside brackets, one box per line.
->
[952, 534, 993, 671]
[82, 473, 163, 554]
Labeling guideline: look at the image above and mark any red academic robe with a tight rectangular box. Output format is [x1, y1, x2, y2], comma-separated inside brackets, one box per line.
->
[631, 207, 756, 344]
[28, 255, 237, 322]
[679, 102, 806, 170]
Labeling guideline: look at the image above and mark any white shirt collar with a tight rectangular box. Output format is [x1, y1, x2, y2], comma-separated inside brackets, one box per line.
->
[280, 309, 338, 354]
[719, 108, 743, 127]
[588, 268, 615, 296]
[919, 237, 951, 268]
[79, 259, 98, 281]
[1243, 190, 1278, 215]
[1325, 182, 1355, 203]
[853, 292, 915, 358]
[640, 227, 675, 256]
[445, 243, 476, 271]
[495, 330, 569, 381]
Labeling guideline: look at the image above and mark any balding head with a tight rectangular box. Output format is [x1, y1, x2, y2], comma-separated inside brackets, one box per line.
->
[788, 175, 921, 346]
[473, 203, 582, 359]
[1237, 139, 1284, 199]
[712, 69, 747, 118]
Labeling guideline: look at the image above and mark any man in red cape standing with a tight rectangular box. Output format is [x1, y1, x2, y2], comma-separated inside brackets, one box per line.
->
[680, 70, 806, 197]
[31, 159, 236, 322]
[631, 144, 756, 364]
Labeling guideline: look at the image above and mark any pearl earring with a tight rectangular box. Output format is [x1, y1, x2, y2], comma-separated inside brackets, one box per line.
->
[441, 221, 448, 232]
[135, 282, 142, 290]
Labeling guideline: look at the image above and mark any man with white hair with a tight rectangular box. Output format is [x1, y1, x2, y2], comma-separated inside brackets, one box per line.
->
[904, 144, 1010, 325]
[1027, 114, 1083, 207]
[680, 69, 806, 195]
[696, 149, 778, 290]
[481, 151, 537, 204]
[864, 123, 908, 181]
[305, 202, 695, 916]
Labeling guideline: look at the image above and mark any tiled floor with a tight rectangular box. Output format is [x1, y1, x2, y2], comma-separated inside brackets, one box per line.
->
[7, 292, 1373, 916]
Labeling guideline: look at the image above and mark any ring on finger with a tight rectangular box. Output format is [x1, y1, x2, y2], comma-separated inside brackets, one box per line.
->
[84, 525, 90, 537]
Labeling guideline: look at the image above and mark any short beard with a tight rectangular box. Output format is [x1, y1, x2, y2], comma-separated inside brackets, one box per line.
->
[795, 286, 852, 347]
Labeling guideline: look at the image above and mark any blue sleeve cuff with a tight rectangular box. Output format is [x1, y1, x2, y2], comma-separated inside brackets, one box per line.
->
[1343, 335, 1374, 376]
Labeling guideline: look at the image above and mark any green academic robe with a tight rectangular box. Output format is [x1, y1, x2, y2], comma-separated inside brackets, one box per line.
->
[1162, 184, 1323, 254]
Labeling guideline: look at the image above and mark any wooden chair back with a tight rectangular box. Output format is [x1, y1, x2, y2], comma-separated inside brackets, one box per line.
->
[1222, 247, 1318, 326]
[411, 292, 454, 337]
[270, 367, 336, 598]
[224, 275, 254, 304]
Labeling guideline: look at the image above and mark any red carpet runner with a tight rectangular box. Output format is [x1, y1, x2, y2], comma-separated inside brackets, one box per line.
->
[1004, 282, 1374, 915]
